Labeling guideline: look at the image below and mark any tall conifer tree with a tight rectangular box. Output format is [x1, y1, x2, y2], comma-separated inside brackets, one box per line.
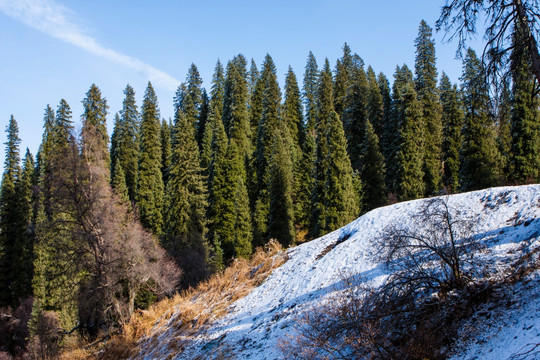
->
[137, 82, 164, 234]
[415, 20, 443, 195]
[0, 115, 22, 306]
[164, 110, 209, 287]
[510, 27, 540, 183]
[303, 52, 319, 132]
[440, 73, 464, 191]
[460, 49, 503, 190]
[111, 85, 139, 201]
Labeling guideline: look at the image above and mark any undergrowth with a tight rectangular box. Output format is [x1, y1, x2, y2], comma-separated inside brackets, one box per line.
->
[62, 240, 286, 360]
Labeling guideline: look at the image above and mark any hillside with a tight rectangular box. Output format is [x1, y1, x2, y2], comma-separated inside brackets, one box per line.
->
[135, 185, 540, 359]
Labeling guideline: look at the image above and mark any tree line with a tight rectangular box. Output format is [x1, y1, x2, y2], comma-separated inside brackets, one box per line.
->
[0, 19, 539, 353]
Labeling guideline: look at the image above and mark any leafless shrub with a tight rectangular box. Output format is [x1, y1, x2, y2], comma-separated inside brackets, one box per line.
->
[377, 197, 484, 293]
[283, 197, 489, 359]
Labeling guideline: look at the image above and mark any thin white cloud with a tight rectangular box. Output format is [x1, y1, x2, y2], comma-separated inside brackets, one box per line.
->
[0, 0, 179, 91]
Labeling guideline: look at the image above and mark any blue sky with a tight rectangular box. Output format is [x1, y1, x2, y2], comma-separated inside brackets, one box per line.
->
[0, 0, 484, 168]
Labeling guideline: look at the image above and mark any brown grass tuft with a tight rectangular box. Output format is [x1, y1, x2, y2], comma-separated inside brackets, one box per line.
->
[101, 240, 287, 359]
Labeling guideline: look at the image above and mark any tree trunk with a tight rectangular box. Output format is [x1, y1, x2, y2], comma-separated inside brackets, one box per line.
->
[514, 0, 540, 86]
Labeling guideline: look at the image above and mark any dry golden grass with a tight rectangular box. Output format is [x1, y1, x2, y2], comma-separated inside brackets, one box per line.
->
[100, 240, 287, 359]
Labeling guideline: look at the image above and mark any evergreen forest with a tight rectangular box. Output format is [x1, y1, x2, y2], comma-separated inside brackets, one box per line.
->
[0, 19, 539, 357]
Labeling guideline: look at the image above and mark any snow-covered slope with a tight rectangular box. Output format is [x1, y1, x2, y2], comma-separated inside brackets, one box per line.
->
[137, 185, 540, 359]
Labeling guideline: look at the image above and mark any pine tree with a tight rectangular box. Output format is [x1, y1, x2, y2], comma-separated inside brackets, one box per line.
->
[415, 20, 443, 195]
[303, 52, 319, 132]
[0, 115, 22, 306]
[510, 27, 540, 183]
[248, 59, 260, 103]
[395, 82, 425, 201]
[164, 110, 209, 287]
[440, 72, 464, 191]
[460, 48, 503, 190]
[137, 82, 164, 234]
[361, 120, 387, 211]
[111, 85, 139, 201]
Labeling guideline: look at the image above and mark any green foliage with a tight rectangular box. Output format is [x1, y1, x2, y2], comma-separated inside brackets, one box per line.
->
[160, 119, 172, 185]
[0, 115, 22, 306]
[81, 84, 110, 168]
[111, 85, 139, 201]
[268, 129, 296, 247]
[254, 54, 282, 244]
[283, 66, 304, 159]
[361, 120, 387, 211]
[460, 49, 504, 190]
[440, 73, 464, 191]
[343, 57, 369, 172]
[137, 82, 164, 235]
[334, 43, 354, 116]
[313, 69, 359, 236]
[164, 109, 209, 287]
[303, 52, 319, 132]
[11, 149, 36, 302]
[111, 162, 130, 205]
[510, 30, 540, 183]
[415, 20, 443, 195]
[396, 83, 425, 201]
[366, 66, 385, 142]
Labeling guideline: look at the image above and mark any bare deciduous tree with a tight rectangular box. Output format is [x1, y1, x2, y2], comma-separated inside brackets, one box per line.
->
[437, 0, 540, 91]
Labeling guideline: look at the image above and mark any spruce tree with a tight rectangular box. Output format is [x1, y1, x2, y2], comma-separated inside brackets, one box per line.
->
[460, 49, 503, 190]
[334, 43, 354, 117]
[111, 85, 139, 201]
[312, 66, 359, 236]
[321, 111, 360, 233]
[161, 119, 172, 186]
[342, 58, 369, 172]
[440, 72, 464, 191]
[496, 79, 513, 178]
[386, 65, 414, 194]
[198, 89, 209, 149]
[81, 84, 110, 168]
[268, 129, 296, 247]
[303, 52, 319, 132]
[0, 115, 22, 306]
[361, 120, 387, 211]
[283, 66, 304, 158]
[164, 110, 209, 287]
[378, 72, 393, 170]
[111, 162, 130, 204]
[510, 28, 540, 183]
[367, 66, 385, 142]
[254, 54, 282, 245]
[11, 149, 35, 303]
[137, 82, 164, 234]
[294, 129, 316, 238]
[415, 20, 443, 195]
[395, 82, 425, 201]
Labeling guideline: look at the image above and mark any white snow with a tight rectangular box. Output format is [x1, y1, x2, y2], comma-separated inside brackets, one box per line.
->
[136, 185, 540, 360]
